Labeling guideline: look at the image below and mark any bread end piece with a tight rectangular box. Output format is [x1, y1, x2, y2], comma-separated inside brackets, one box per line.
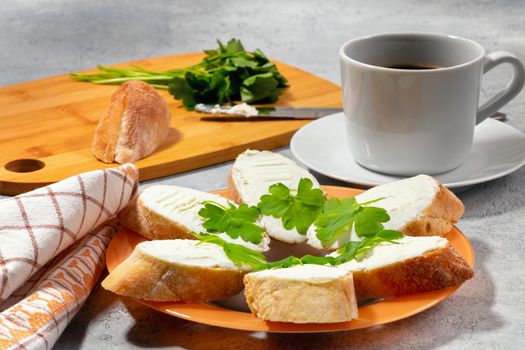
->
[402, 182, 465, 237]
[352, 243, 474, 300]
[244, 268, 358, 323]
[102, 243, 245, 302]
[92, 80, 171, 164]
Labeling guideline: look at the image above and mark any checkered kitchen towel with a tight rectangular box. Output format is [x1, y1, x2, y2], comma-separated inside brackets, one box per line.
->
[0, 164, 138, 350]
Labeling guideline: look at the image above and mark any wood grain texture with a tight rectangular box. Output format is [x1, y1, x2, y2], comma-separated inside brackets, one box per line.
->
[0, 53, 341, 195]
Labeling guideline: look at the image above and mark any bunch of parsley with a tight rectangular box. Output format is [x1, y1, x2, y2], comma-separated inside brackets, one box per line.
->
[71, 39, 288, 110]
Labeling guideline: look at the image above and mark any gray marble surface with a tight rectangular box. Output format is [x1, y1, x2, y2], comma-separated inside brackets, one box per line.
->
[1, 0, 525, 349]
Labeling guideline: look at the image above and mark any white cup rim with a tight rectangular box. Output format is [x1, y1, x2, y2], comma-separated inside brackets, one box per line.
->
[340, 32, 485, 73]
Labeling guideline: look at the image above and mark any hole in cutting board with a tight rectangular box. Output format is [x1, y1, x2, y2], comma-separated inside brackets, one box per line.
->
[5, 159, 45, 173]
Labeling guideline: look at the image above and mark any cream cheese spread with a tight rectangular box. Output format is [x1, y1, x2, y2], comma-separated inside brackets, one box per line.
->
[138, 239, 250, 270]
[334, 236, 448, 271]
[248, 264, 349, 283]
[209, 103, 258, 117]
[140, 185, 270, 251]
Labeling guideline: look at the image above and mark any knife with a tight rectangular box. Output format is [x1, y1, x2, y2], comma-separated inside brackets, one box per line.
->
[195, 104, 343, 121]
[195, 104, 508, 122]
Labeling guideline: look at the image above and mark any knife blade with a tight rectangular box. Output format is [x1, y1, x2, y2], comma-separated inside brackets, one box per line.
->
[195, 104, 343, 121]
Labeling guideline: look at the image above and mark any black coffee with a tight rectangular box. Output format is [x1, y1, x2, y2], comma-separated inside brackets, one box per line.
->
[384, 64, 442, 70]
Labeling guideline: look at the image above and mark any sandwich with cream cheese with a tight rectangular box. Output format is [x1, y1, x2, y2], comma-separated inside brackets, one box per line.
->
[102, 239, 250, 302]
[243, 264, 358, 323]
[229, 149, 321, 244]
[307, 174, 464, 250]
[332, 235, 474, 300]
[118, 184, 270, 252]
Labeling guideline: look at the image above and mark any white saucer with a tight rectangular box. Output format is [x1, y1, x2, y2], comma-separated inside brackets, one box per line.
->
[291, 113, 525, 189]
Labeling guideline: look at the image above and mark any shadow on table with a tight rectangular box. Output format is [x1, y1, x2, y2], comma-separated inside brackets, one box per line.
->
[310, 170, 371, 190]
[123, 238, 502, 350]
[155, 127, 182, 153]
[55, 271, 125, 350]
[458, 166, 525, 218]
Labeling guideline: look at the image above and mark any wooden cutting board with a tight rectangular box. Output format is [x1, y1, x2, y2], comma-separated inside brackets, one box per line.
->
[0, 53, 341, 195]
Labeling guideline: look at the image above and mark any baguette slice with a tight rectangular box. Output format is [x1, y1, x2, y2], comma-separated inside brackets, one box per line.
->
[118, 185, 270, 252]
[334, 236, 474, 300]
[102, 239, 249, 302]
[307, 175, 464, 250]
[92, 80, 171, 164]
[244, 264, 358, 323]
[229, 149, 321, 244]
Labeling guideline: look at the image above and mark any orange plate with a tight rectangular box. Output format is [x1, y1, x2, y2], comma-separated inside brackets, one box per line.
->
[106, 185, 475, 333]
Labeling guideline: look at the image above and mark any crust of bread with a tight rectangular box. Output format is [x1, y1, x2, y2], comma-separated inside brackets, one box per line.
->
[401, 181, 465, 237]
[351, 243, 474, 300]
[243, 272, 358, 323]
[92, 80, 171, 164]
[117, 197, 195, 240]
[227, 169, 243, 204]
[102, 245, 245, 302]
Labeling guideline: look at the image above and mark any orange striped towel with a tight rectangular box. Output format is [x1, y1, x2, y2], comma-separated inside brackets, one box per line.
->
[0, 164, 138, 350]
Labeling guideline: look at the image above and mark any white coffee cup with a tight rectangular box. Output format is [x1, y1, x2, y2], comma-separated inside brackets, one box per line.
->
[340, 32, 525, 175]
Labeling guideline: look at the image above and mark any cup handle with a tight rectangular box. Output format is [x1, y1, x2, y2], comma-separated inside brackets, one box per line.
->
[477, 51, 525, 124]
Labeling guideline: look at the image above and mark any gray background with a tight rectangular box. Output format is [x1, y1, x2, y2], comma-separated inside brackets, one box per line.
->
[1, 0, 525, 349]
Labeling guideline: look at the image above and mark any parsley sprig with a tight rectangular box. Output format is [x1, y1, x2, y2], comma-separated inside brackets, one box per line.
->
[193, 233, 267, 268]
[194, 230, 403, 271]
[71, 39, 288, 110]
[257, 178, 326, 235]
[254, 230, 403, 271]
[198, 201, 264, 244]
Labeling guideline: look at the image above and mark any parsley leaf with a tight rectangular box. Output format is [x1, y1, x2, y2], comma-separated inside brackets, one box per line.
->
[240, 72, 280, 103]
[193, 233, 267, 268]
[198, 201, 264, 244]
[335, 230, 403, 262]
[168, 75, 197, 110]
[376, 229, 405, 240]
[314, 198, 360, 243]
[300, 254, 338, 266]
[223, 243, 267, 268]
[354, 206, 390, 238]
[217, 38, 245, 54]
[314, 197, 392, 244]
[258, 178, 326, 235]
